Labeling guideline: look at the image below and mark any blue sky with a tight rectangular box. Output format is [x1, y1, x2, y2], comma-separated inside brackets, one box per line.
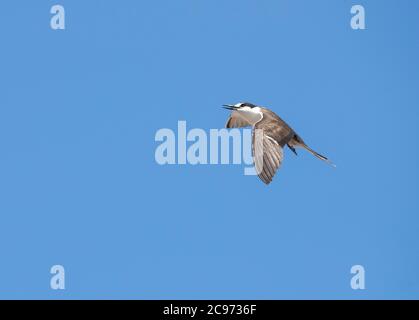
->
[0, 0, 419, 299]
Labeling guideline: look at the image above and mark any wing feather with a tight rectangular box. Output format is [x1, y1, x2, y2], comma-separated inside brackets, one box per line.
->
[253, 131, 284, 185]
[226, 113, 251, 128]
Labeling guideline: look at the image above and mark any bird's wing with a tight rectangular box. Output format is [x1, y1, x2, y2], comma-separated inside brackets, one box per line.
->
[251, 109, 294, 184]
[226, 113, 251, 128]
[253, 130, 284, 185]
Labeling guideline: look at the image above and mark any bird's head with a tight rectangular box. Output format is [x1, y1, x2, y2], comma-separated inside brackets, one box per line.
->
[222, 102, 257, 112]
[222, 102, 263, 125]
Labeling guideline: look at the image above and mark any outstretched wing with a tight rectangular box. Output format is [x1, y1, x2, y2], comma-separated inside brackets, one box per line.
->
[253, 130, 284, 185]
[226, 112, 251, 128]
[251, 107, 297, 184]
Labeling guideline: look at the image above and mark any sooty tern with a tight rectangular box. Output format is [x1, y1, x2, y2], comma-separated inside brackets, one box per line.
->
[223, 102, 335, 184]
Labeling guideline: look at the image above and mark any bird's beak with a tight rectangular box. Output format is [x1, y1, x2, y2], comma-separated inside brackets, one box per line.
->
[222, 104, 237, 110]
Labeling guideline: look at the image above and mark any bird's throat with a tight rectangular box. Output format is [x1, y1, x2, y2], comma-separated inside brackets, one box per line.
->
[234, 107, 263, 126]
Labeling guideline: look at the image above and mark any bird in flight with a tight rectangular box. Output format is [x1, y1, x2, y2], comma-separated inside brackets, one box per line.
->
[223, 102, 335, 184]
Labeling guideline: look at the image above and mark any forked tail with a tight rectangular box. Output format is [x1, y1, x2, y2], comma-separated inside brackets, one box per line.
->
[302, 144, 336, 168]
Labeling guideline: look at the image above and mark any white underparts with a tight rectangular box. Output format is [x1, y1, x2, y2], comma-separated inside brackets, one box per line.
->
[233, 107, 263, 126]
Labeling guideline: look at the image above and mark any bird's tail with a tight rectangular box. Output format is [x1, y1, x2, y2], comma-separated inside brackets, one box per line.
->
[302, 144, 336, 168]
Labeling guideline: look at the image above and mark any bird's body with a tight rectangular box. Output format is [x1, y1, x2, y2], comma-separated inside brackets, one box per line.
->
[223, 102, 334, 184]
